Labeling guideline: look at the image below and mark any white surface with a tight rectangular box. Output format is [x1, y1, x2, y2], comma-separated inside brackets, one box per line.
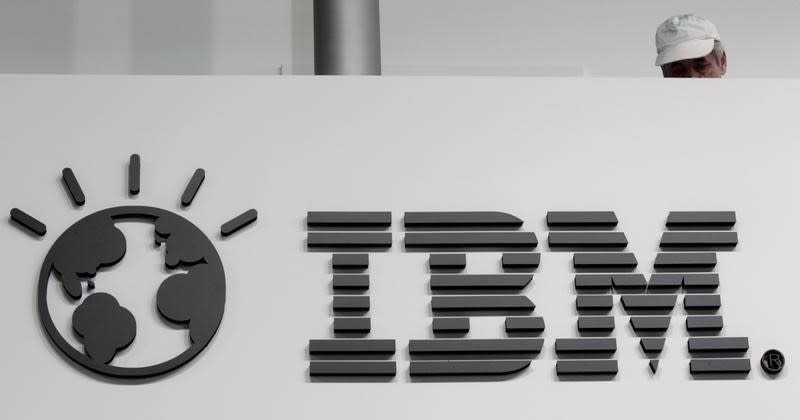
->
[2, 0, 800, 76]
[0, 75, 796, 419]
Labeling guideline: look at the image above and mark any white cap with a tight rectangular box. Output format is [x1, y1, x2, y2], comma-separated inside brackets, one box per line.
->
[655, 14, 720, 66]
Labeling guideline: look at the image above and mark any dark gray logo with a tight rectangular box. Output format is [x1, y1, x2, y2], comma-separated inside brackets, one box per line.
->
[305, 211, 760, 380]
[11, 155, 256, 379]
[761, 349, 785, 375]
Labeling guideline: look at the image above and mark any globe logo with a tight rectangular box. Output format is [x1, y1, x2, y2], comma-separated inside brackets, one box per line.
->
[10, 155, 257, 379]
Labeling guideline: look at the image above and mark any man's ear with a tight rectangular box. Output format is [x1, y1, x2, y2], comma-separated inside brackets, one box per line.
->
[720, 51, 728, 76]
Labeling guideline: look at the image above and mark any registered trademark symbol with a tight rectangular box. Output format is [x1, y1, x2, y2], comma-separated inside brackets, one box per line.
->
[761, 349, 785, 375]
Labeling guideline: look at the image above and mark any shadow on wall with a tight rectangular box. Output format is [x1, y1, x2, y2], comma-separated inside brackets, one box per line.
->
[131, 0, 213, 74]
[0, 0, 299, 75]
[0, 0, 215, 74]
[290, 0, 315, 75]
[0, 1, 75, 73]
[0, 0, 214, 74]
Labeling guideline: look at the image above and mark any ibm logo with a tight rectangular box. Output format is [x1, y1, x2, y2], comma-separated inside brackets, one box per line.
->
[305, 211, 753, 380]
[11, 155, 256, 379]
[9, 157, 772, 383]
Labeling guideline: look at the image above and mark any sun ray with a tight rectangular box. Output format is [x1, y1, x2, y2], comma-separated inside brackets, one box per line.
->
[129, 154, 140, 196]
[180, 168, 205, 207]
[10, 207, 47, 236]
[62, 167, 85, 206]
[221, 209, 257, 237]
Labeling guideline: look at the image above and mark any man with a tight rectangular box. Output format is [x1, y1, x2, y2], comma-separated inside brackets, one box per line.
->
[655, 14, 727, 78]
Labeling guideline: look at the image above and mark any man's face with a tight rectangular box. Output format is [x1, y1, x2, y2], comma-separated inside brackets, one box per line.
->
[661, 51, 727, 78]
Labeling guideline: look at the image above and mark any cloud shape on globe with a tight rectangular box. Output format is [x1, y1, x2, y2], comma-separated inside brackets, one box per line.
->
[72, 293, 136, 364]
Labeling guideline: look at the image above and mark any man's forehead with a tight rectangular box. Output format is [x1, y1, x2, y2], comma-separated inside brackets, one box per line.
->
[666, 54, 712, 67]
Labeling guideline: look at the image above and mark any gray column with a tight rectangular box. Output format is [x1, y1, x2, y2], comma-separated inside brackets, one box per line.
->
[314, 0, 381, 75]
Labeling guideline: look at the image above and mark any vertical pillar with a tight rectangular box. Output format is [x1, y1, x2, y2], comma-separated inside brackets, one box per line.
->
[313, 0, 381, 75]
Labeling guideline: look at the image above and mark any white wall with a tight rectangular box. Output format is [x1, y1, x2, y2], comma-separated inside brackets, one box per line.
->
[0, 0, 798, 77]
[0, 74, 798, 420]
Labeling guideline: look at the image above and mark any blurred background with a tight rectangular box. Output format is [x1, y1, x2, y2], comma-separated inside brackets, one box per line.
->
[0, 0, 797, 77]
